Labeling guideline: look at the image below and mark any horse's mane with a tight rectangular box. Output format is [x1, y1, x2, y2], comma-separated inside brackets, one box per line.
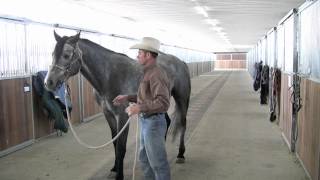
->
[80, 38, 130, 58]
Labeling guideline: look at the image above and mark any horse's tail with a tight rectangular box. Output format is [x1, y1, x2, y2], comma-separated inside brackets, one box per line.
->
[170, 64, 191, 141]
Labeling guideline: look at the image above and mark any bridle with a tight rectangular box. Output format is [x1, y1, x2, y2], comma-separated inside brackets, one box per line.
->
[50, 43, 83, 80]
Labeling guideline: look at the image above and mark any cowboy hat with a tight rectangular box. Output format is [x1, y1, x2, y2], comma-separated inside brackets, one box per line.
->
[130, 37, 160, 53]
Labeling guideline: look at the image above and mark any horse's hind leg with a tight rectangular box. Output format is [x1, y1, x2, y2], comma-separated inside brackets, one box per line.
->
[173, 96, 188, 164]
[176, 116, 186, 163]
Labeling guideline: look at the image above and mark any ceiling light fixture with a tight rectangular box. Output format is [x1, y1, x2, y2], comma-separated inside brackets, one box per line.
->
[194, 6, 208, 18]
[211, 27, 223, 32]
[218, 32, 227, 36]
[205, 19, 219, 26]
[203, 6, 210, 11]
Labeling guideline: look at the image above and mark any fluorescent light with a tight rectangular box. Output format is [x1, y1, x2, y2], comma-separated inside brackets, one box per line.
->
[218, 32, 227, 36]
[194, 6, 208, 18]
[232, 44, 253, 48]
[203, 6, 210, 11]
[205, 19, 219, 26]
[223, 37, 230, 41]
[211, 26, 223, 32]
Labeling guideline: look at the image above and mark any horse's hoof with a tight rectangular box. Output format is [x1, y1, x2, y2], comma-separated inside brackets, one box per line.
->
[176, 158, 185, 164]
[107, 171, 117, 179]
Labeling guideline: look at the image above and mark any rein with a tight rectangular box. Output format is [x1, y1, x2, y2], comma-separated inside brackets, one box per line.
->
[64, 83, 135, 149]
[63, 83, 139, 180]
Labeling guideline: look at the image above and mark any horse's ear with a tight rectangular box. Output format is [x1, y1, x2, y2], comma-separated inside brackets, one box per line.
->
[68, 32, 81, 44]
[54, 30, 62, 42]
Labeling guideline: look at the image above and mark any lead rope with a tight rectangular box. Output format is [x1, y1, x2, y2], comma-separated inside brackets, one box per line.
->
[133, 114, 139, 180]
[63, 83, 139, 180]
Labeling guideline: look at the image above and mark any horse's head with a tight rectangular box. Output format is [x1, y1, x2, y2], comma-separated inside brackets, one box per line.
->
[45, 31, 82, 91]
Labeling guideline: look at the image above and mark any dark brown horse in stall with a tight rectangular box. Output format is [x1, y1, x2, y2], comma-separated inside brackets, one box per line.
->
[44, 32, 191, 180]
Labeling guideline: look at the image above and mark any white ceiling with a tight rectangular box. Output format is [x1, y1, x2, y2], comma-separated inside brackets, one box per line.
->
[0, 0, 305, 52]
[67, 0, 306, 52]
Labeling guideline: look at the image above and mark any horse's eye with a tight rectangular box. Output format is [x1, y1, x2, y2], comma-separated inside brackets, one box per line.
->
[63, 54, 70, 59]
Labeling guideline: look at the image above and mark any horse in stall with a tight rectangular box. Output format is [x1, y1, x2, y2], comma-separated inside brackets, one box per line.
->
[44, 31, 191, 180]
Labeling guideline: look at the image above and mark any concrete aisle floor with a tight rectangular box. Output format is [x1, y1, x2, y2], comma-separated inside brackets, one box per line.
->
[171, 71, 309, 180]
[0, 71, 309, 180]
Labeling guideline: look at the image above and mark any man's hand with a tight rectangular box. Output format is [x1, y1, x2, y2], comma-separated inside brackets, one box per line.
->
[113, 95, 128, 106]
[125, 103, 140, 116]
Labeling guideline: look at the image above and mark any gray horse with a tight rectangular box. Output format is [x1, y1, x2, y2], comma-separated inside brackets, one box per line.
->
[45, 31, 191, 180]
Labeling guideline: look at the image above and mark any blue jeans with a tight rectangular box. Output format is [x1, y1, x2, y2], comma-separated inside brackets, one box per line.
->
[139, 113, 171, 180]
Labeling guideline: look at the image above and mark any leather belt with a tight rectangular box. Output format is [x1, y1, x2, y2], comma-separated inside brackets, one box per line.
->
[139, 112, 164, 118]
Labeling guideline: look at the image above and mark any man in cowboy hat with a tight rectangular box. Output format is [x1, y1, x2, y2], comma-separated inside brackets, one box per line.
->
[113, 37, 171, 180]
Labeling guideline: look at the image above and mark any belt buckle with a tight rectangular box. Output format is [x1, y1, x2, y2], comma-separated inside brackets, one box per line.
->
[141, 112, 152, 118]
[139, 113, 146, 118]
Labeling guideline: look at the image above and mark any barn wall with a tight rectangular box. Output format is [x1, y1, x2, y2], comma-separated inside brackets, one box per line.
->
[0, 73, 85, 154]
[0, 77, 33, 151]
[279, 73, 293, 148]
[214, 53, 247, 70]
[0, 16, 214, 154]
[81, 77, 102, 121]
[0, 60, 213, 155]
[187, 61, 213, 78]
[297, 78, 320, 180]
[32, 74, 81, 138]
[68, 75, 81, 124]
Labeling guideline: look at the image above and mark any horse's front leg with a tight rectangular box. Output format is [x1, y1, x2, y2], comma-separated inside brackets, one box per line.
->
[102, 108, 119, 179]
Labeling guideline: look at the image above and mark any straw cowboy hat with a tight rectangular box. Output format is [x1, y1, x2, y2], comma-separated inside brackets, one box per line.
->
[130, 37, 160, 53]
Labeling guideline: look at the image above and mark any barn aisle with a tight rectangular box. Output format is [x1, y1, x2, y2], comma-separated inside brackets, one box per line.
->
[170, 71, 308, 180]
[0, 71, 309, 180]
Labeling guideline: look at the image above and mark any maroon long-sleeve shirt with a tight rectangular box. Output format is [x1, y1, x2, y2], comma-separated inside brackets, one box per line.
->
[128, 64, 170, 116]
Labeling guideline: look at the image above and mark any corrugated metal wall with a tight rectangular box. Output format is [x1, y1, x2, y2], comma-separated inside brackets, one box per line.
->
[0, 20, 26, 77]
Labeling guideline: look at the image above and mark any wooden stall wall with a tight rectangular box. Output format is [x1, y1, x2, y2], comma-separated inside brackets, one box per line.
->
[214, 53, 247, 70]
[203, 61, 210, 73]
[188, 63, 199, 78]
[1, 63, 212, 153]
[187, 61, 213, 78]
[33, 85, 55, 138]
[191, 63, 199, 77]
[81, 76, 102, 121]
[297, 78, 320, 180]
[211, 61, 215, 72]
[279, 73, 293, 148]
[197, 62, 203, 75]
[67, 75, 81, 124]
[0, 78, 33, 151]
[33, 74, 81, 138]
[187, 63, 194, 78]
[215, 60, 247, 69]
